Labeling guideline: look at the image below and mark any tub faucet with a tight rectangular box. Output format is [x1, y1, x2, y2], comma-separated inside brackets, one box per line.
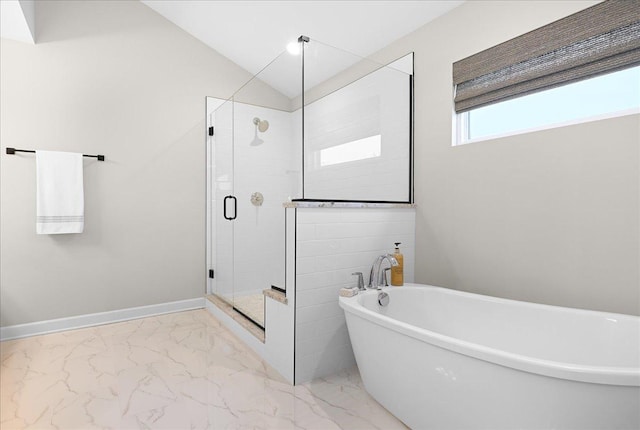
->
[369, 254, 399, 289]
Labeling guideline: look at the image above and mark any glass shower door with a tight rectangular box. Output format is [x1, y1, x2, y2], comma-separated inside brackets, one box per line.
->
[212, 99, 235, 305]
[230, 94, 266, 326]
[212, 95, 269, 328]
[210, 44, 302, 330]
[213, 93, 283, 329]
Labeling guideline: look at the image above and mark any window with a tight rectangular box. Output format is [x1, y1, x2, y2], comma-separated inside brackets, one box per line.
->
[319, 135, 382, 167]
[457, 66, 640, 144]
[452, 0, 640, 145]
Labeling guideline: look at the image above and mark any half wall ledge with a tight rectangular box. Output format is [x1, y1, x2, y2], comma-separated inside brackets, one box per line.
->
[283, 201, 416, 209]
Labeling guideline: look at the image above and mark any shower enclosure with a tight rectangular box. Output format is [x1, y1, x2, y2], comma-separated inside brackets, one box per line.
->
[206, 37, 413, 329]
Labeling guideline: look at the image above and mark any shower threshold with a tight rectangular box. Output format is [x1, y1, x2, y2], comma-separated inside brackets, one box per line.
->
[206, 294, 265, 343]
[232, 293, 265, 328]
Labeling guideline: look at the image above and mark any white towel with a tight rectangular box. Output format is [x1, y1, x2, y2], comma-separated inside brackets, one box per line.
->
[36, 150, 84, 234]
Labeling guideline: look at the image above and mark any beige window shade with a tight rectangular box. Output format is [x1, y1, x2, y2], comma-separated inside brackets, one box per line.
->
[453, 0, 640, 113]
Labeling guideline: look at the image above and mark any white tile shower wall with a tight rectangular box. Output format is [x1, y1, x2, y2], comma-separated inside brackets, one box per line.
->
[294, 207, 415, 384]
[212, 102, 298, 300]
[303, 66, 411, 201]
[232, 103, 294, 293]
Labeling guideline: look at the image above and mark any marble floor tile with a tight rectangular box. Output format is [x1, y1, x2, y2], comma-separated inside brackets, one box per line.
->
[0, 309, 406, 429]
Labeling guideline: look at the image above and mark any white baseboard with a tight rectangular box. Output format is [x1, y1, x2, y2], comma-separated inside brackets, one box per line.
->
[0, 297, 206, 341]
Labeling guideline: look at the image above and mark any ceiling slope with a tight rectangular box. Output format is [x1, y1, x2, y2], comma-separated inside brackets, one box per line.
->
[1, 0, 36, 44]
[142, 1, 463, 78]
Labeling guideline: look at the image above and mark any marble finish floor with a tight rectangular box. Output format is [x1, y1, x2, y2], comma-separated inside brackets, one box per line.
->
[0, 309, 407, 429]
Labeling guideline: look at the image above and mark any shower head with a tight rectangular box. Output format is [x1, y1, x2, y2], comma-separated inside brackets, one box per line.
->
[253, 117, 269, 132]
[250, 117, 269, 146]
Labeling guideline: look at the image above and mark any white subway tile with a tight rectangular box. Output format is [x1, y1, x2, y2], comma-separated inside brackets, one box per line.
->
[297, 285, 345, 308]
[294, 206, 415, 384]
[296, 223, 316, 241]
[296, 314, 346, 339]
[296, 272, 332, 290]
[296, 301, 343, 325]
[297, 327, 351, 357]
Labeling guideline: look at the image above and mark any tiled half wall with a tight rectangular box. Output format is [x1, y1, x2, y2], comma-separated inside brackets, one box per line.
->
[293, 207, 416, 384]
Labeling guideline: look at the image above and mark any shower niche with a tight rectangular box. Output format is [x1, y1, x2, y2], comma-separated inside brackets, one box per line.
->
[206, 37, 413, 382]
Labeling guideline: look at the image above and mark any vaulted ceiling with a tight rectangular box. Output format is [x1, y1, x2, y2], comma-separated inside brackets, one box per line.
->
[141, 1, 463, 78]
[1, 1, 464, 97]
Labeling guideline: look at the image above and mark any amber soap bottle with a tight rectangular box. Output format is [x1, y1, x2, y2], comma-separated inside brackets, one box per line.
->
[391, 242, 404, 286]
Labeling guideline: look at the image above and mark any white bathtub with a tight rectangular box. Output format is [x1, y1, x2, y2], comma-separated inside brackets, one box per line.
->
[340, 284, 640, 429]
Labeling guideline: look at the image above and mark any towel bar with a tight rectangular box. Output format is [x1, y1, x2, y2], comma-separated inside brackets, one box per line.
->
[6, 147, 105, 161]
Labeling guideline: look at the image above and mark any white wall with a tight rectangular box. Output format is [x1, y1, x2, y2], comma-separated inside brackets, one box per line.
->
[0, 0, 285, 326]
[362, 0, 639, 316]
[294, 207, 415, 383]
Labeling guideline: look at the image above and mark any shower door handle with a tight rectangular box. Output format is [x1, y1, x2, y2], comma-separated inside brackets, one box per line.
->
[223, 195, 237, 220]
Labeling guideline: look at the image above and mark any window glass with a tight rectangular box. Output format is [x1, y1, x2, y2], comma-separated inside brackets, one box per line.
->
[319, 135, 382, 167]
[459, 66, 640, 144]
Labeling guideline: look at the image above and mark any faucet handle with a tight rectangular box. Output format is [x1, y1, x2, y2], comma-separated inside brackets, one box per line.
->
[351, 272, 365, 290]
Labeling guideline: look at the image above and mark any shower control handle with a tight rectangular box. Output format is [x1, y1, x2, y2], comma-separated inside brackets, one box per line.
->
[223, 195, 237, 221]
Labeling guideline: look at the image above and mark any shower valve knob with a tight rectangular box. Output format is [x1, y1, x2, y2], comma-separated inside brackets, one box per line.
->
[251, 192, 264, 206]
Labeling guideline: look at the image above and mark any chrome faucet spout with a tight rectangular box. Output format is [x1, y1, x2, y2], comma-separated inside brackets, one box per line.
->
[368, 254, 399, 289]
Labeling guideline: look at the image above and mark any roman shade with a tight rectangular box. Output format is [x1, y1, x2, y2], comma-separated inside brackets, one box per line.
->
[453, 0, 640, 113]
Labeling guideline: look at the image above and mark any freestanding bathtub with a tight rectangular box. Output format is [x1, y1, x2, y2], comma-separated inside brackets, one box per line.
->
[340, 284, 640, 429]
